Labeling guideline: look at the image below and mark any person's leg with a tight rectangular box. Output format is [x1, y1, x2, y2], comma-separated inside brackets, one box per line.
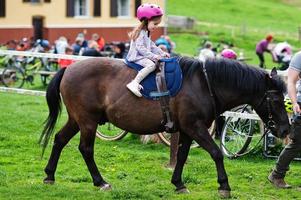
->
[256, 52, 265, 68]
[127, 59, 156, 97]
[268, 113, 301, 188]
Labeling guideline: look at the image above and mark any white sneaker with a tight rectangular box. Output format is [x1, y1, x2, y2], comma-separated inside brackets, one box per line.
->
[126, 80, 142, 97]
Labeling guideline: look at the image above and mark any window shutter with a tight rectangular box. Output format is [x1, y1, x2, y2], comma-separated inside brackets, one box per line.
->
[23, 0, 30, 2]
[44, 0, 51, 2]
[134, 0, 141, 16]
[93, 0, 101, 17]
[66, 0, 74, 17]
[110, 0, 117, 17]
[0, 0, 5, 17]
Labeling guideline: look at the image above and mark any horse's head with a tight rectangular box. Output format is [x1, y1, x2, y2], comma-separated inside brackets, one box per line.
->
[253, 68, 290, 138]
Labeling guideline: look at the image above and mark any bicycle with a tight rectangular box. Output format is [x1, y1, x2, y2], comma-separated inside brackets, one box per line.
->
[220, 104, 263, 158]
[220, 103, 298, 160]
[1, 56, 57, 88]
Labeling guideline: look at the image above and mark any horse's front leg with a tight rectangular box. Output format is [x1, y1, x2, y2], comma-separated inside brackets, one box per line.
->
[182, 120, 231, 198]
[171, 132, 192, 193]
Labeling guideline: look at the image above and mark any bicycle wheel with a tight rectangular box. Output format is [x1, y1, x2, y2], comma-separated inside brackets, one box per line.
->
[157, 132, 200, 148]
[96, 123, 128, 141]
[1, 66, 25, 88]
[220, 105, 256, 158]
[209, 120, 216, 137]
[157, 121, 217, 148]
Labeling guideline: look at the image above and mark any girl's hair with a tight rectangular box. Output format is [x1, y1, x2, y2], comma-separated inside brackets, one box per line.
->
[128, 20, 147, 41]
[128, 16, 162, 41]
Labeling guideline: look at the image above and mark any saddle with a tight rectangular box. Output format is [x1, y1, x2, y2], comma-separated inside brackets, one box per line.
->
[125, 57, 182, 133]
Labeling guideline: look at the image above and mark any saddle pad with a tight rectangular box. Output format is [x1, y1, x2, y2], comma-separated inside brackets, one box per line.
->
[125, 57, 183, 100]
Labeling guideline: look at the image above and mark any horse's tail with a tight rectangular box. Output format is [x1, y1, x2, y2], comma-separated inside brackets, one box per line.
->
[39, 67, 66, 157]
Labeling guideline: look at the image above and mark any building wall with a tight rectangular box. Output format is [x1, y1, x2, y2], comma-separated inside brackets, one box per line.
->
[0, 0, 166, 44]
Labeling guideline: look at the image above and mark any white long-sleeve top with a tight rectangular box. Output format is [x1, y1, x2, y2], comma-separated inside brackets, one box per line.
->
[126, 30, 166, 62]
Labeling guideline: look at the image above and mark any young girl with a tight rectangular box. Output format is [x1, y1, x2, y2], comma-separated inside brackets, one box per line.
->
[126, 3, 169, 97]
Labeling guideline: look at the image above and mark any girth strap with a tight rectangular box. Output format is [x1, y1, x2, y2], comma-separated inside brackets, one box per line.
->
[155, 62, 177, 133]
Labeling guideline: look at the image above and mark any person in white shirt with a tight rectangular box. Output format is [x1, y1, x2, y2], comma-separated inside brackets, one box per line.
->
[198, 41, 215, 62]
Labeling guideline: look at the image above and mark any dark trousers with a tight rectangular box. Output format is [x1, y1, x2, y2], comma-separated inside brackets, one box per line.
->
[256, 52, 265, 68]
[273, 108, 301, 178]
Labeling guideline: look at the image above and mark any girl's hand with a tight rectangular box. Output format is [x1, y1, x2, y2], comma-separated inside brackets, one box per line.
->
[154, 55, 162, 62]
[164, 53, 170, 58]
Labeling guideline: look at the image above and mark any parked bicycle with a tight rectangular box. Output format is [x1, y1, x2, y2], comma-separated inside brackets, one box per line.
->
[220, 104, 263, 158]
[1, 56, 58, 88]
[220, 100, 297, 159]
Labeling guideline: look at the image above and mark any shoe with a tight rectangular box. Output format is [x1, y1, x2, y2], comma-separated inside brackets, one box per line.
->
[126, 80, 142, 97]
[268, 173, 292, 189]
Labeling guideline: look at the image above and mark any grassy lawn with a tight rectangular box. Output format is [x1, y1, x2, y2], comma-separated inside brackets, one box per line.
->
[167, 0, 301, 68]
[1, 92, 301, 199]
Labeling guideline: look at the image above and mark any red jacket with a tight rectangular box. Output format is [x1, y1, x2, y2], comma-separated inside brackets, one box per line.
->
[58, 59, 75, 68]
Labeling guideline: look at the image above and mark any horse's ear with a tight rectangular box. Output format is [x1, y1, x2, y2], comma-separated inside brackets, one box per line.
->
[270, 67, 277, 77]
[265, 73, 273, 88]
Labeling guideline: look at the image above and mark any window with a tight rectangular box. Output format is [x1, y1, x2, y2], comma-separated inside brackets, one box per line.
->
[23, 0, 41, 3]
[110, 0, 130, 17]
[0, 0, 5, 17]
[74, 0, 89, 17]
[23, 0, 50, 3]
[117, 0, 129, 17]
[93, 0, 101, 17]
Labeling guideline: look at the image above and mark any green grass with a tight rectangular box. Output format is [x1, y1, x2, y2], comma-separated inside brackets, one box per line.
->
[168, 0, 301, 33]
[167, 0, 301, 68]
[1, 92, 301, 199]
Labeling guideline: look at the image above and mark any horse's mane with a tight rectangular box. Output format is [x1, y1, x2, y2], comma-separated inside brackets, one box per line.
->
[179, 56, 286, 94]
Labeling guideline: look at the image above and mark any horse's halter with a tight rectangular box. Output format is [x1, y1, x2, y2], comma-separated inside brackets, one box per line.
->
[254, 90, 279, 130]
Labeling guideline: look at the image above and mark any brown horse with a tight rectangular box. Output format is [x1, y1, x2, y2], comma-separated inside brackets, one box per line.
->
[40, 57, 289, 198]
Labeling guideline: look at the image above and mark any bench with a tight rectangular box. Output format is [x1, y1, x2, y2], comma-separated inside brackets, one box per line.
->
[36, 71, 57, 76]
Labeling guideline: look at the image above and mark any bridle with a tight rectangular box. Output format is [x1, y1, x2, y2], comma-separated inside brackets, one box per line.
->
[254, 90, 279, 130]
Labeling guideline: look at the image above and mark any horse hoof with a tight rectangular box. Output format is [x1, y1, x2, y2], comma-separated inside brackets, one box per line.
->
[218, 190, 231, 199]
[100, 183, 112, 191]
[43, 179, 55, 185]
[175, 187, 190, 194]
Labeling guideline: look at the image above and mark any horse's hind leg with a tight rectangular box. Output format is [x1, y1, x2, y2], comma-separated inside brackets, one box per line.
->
[44, 117, 79, 184]
[171, 132, 192, 193]
[78, 119, 111, 190]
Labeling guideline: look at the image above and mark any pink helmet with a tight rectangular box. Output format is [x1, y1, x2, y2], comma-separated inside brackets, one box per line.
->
[137, 4, 163, 21]
[221, 49, 237, 60]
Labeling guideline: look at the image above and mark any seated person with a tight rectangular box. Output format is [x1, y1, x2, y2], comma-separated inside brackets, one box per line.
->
[81, 40, 102, 57]
[58, 46, 75, 68]
[198, 41, 215, 61]
[113, 42, 127, 59]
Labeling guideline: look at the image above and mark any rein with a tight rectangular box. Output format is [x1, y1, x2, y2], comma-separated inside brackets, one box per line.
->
[200, 60, 219, 120]
[254, 90, 278, 130]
